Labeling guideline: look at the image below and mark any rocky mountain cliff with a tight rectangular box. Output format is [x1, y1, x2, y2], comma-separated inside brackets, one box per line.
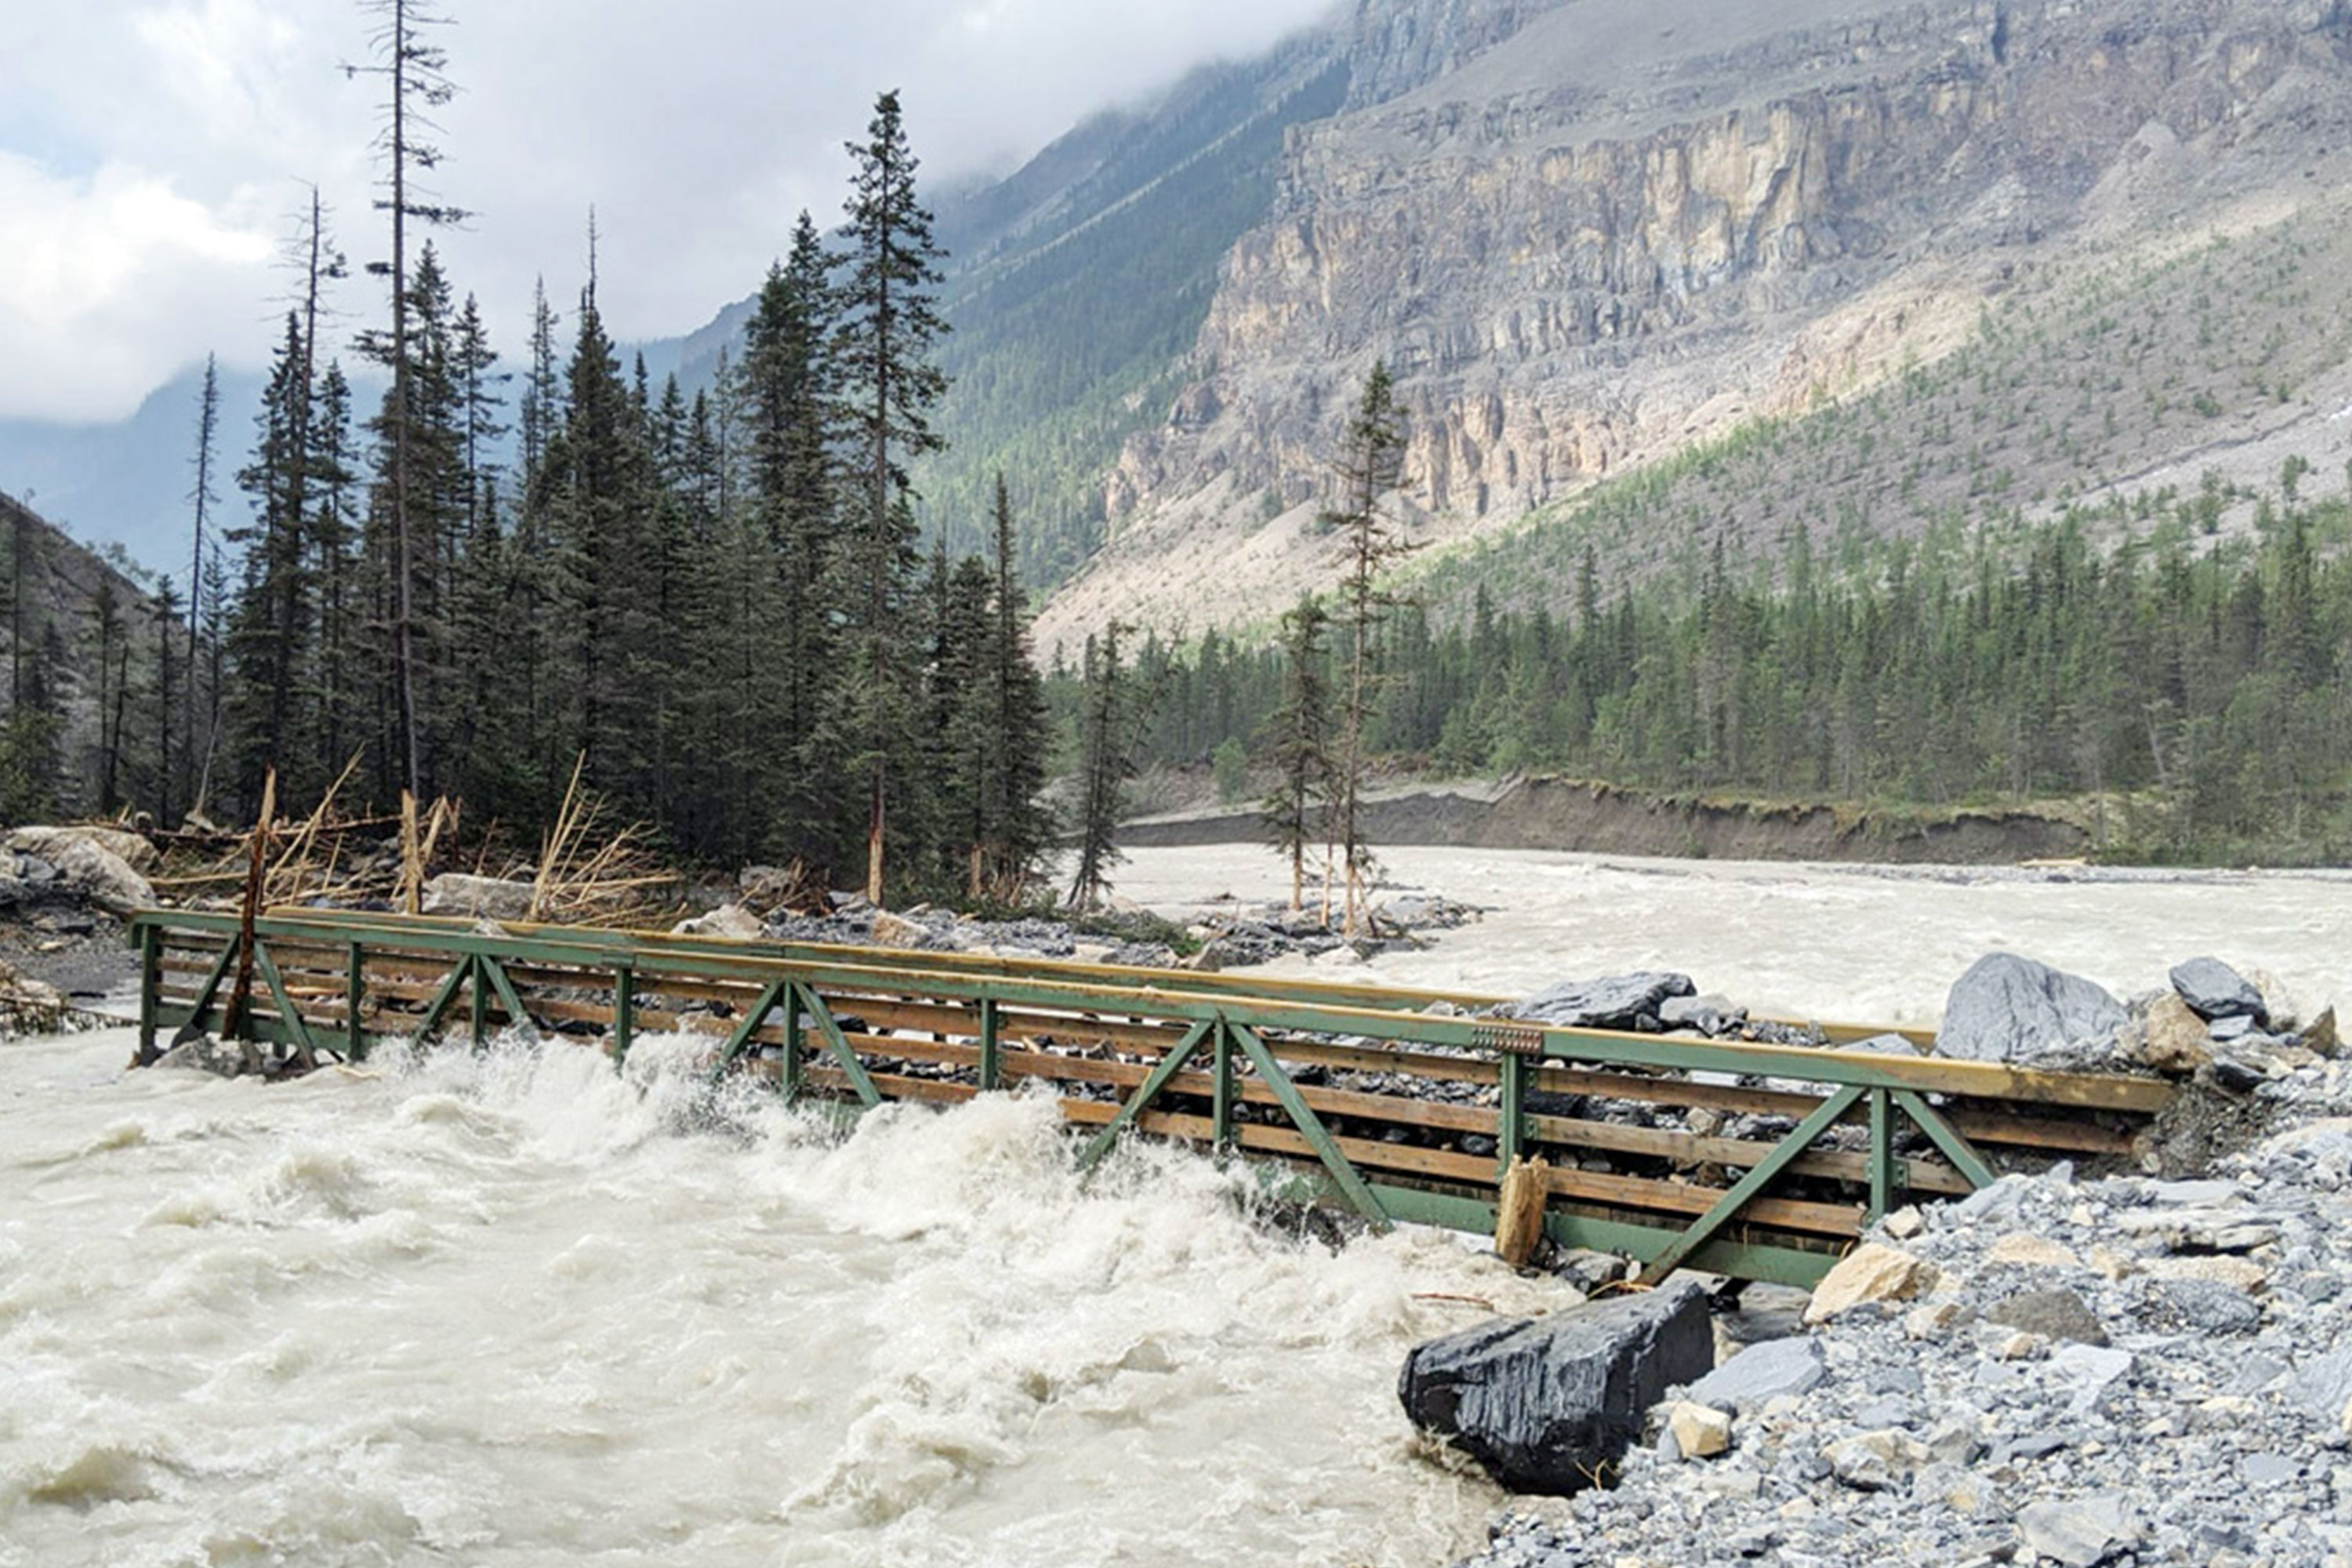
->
[1036, 0, 2352, 649]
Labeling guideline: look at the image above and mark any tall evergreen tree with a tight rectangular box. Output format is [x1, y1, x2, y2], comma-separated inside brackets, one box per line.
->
[354, 0, 470, 801]
[1323, 361, 1412, 934]
[740, 213, 841, 863]
[978, 474, 1051, 897]
[1067, 622, 1145, 911]
[150, 580, 181, 826]
[1261, 594, 1333, 913]
[309, 365, 362, 781]
[360, 241, 468, 798]
[87, 577, 131, 812]
[832, 89, 950, 902]
[180, 354, 221, 797]
[552, 257, 655, 797]
[225, 311, 318, 808]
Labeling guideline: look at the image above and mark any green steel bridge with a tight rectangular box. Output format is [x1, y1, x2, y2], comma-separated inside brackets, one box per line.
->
[128, 906, 2172, 1287]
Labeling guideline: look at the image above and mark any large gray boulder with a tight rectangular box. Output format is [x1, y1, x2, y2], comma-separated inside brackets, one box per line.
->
[422, 873, 535, 921]
[1495, 972, 1696, 1033]
[2, 831, 154, 913]
[1933, 953, 2127, 1070]
[1398, 1278, 1713, 1495]
[2169, 956, 2269, 1029]
[5, 824, 160, 875]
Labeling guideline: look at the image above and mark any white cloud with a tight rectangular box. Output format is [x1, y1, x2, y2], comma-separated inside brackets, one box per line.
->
[0, 154, 274, 422]
[0, 0, 1341, 424]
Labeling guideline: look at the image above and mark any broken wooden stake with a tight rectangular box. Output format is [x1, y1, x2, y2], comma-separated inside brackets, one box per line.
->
[1496, 1152, 1551, 1269]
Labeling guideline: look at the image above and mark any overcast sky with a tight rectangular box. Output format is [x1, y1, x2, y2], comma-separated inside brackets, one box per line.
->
[0, 0, 1338, 425]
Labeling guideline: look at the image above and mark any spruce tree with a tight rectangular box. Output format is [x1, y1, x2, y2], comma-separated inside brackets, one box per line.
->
[151, 580, 181, 826]
[931, 551, 999, 893]
[1323, 361, 1412, 935]
[511, 278, 568, 813]
[354, 0, 470, 801]
[832, 89, 950, 902]
[88, 577, 131, 812]
[225, 311, 318, 809]
[693, 355, 785, 862]
[1262, 594, 1332, 913]
[309, 365, 361, 782]
[550, 261, 654, 799]
[978, 474, 1051, 898]
[360, 241, 467, 798]
[1067, 622, 1142, 911]
[740, 214, 840, 865]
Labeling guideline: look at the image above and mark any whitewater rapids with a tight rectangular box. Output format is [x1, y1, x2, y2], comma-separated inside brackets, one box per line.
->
[0, 1027, 1519, 1568]
[5, 846, 2347, 1566]
[1116, 844, 2351, 1029]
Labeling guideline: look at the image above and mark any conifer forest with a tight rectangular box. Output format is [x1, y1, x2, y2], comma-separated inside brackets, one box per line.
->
[3, 0, 2349, 890]
[1, 53, 1054, 902]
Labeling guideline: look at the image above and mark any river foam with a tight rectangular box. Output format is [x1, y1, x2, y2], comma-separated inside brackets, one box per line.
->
[1, 1025, 1512, 1567]
[20, 846, 2334, 1564]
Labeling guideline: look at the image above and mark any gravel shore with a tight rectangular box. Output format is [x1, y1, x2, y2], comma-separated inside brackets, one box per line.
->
[1461, 1057, 2352, 1568]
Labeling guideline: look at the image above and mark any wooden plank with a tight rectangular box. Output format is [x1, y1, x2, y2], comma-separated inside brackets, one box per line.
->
[1941, 1105, 2139, 1156]
[1059, 1098, 1499, 1185]
[1526, 1112, 1973, 1196]
[1546, 1163, 1864, 1240]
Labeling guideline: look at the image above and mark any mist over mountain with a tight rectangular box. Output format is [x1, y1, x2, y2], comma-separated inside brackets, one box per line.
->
[0, 366, 267, 588]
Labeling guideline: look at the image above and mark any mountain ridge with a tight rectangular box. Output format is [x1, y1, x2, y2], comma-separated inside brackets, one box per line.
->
[13, 0, 2352, 657]
[1029, 0, 2352, 653]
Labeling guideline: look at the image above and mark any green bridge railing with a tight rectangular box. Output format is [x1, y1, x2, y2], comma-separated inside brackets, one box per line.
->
[129, 906, 2172, 1287]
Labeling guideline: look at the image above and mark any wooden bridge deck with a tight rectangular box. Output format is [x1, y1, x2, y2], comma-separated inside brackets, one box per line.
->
[129, 907, 2171, 1287]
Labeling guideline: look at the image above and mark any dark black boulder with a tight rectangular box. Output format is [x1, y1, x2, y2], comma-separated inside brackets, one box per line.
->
[1398, 1278, 1713, 1495]
[2169, 957, 2269, 1029]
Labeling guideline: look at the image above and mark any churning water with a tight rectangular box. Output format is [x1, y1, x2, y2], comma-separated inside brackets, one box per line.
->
[6, 847, 2348, 1566]
[1116, 845, 2352, 1029]
[0, 1028, 1519, 1568]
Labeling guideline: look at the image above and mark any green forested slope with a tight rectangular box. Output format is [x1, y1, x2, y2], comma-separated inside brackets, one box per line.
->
[918, 55, 1351, 580]
[1416, 207, 2352, 621]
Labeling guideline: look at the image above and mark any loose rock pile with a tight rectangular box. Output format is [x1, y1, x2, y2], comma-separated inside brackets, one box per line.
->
[0, 825, 161, 1009]
[1936, 952, 2334, 1093]
[751, 901, 1088, 960]
[0, 826, 155, 916]
[1457, 1127, 2352, 1566]
[660, 887, 1484, 972]
[1188, 892, 1484, 968]
[1441, 1117, 2352, 1567]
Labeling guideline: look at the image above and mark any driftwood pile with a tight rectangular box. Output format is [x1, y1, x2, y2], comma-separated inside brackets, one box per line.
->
[147, 757, 684, 929]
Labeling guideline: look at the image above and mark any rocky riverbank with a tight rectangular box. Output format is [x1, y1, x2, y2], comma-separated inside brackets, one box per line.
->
[645, 873, 1486, 971]
[1432, 1017, 2352, 1568]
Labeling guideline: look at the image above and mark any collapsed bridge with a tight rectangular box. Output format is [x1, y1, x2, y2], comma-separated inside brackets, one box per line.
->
[128, 907, 2174, 1287]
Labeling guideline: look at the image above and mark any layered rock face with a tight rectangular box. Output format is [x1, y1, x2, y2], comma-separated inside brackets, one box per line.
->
[1056, 0, 2352, 644]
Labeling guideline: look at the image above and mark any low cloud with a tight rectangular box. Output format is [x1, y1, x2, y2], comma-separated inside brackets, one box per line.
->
[2, 0, 1340, 424]
[0, 154, 274, 423]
